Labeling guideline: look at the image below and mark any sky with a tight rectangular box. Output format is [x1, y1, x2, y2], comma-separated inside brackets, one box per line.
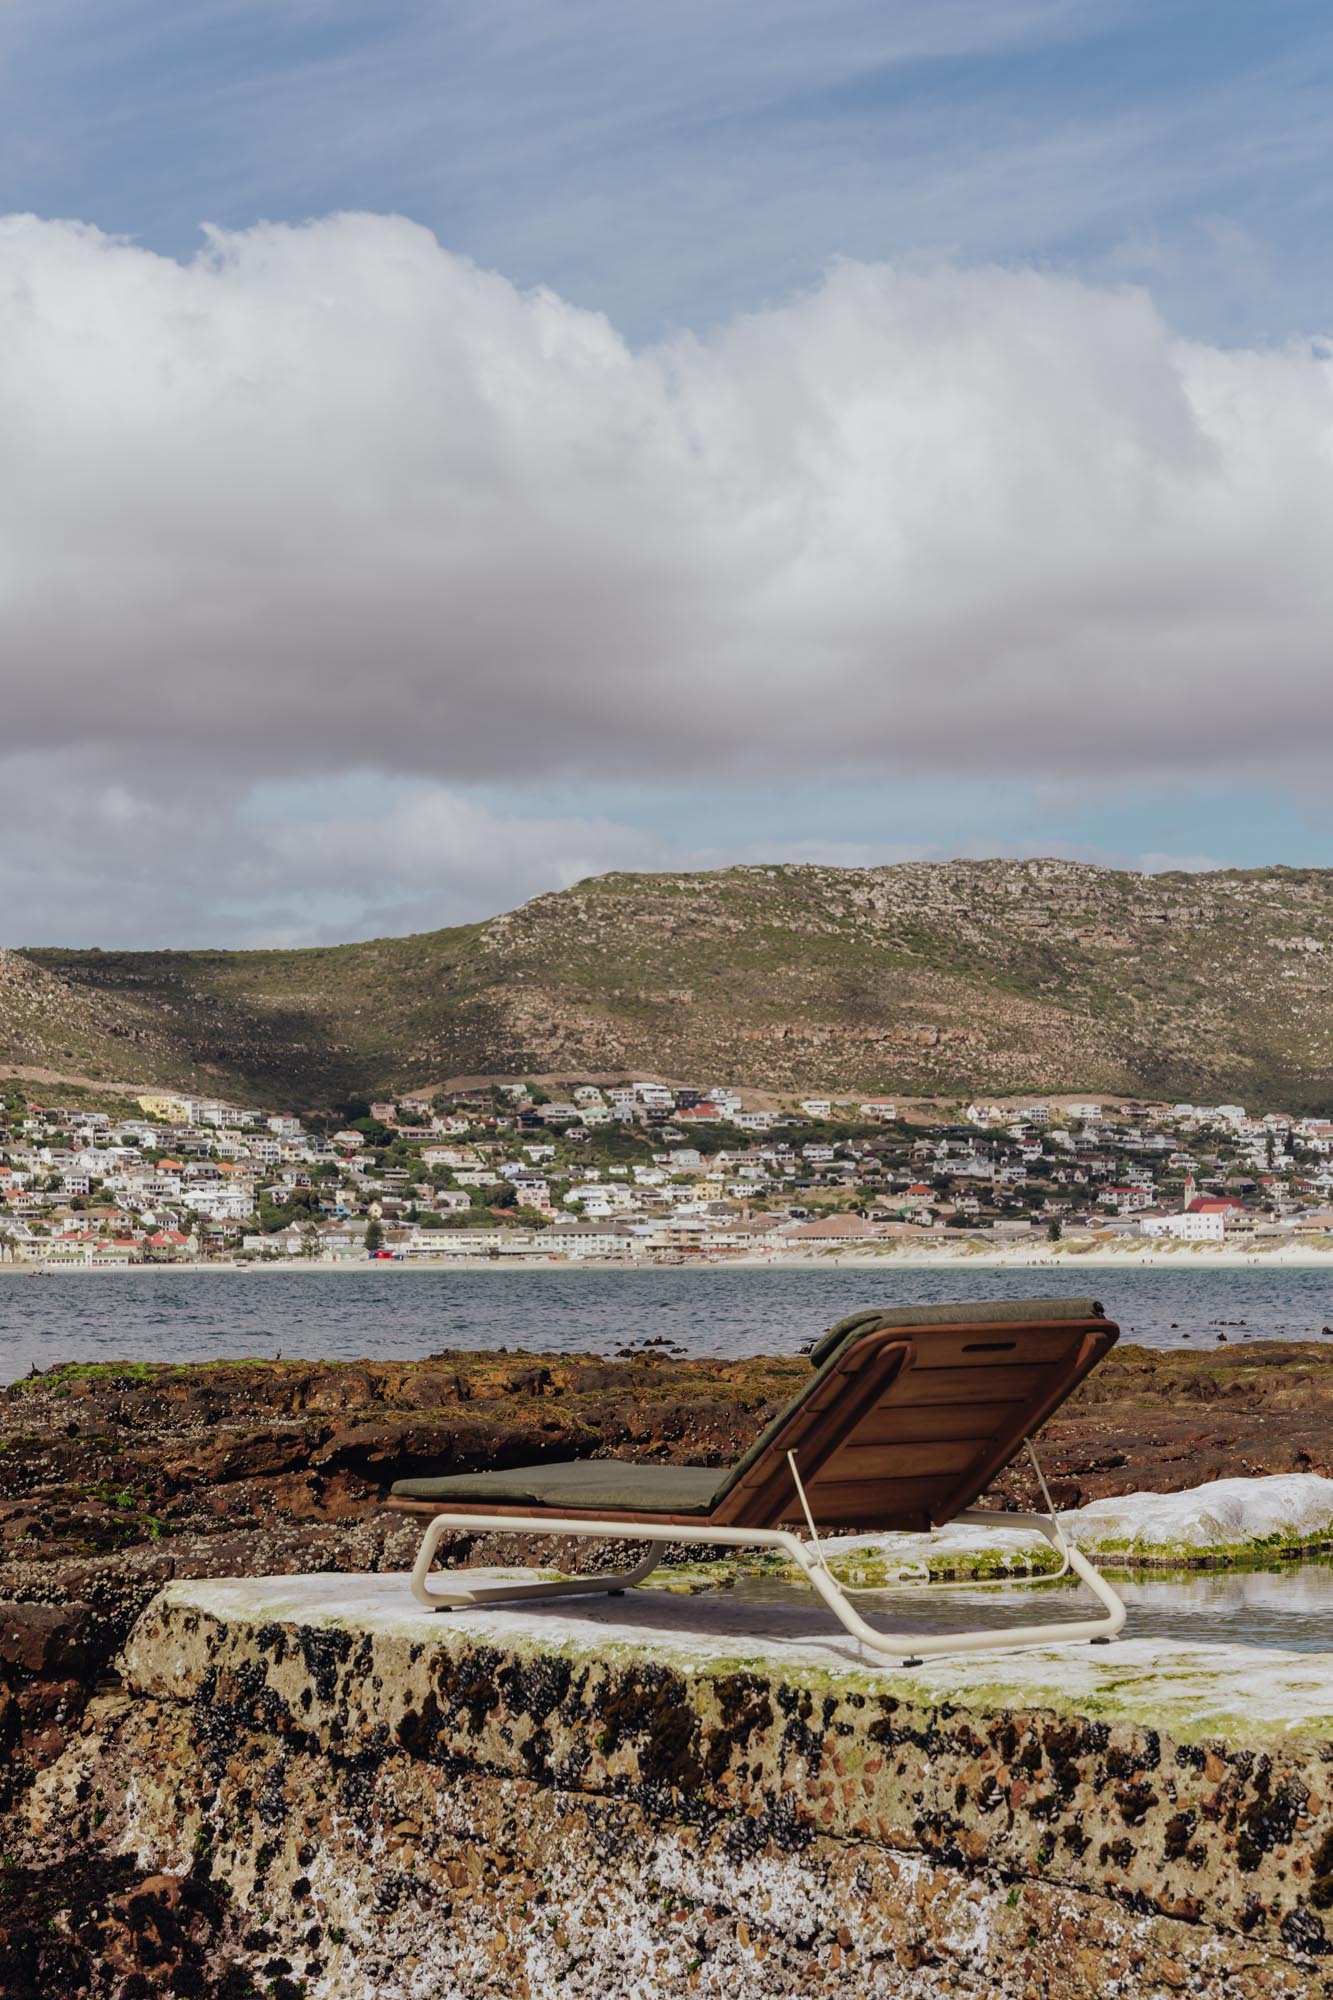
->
[3, 0, 1333, 947]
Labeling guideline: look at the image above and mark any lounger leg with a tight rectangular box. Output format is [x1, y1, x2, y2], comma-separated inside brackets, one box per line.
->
[781, 1508, 1126, 1663]
[410, 1516, 670, 1611]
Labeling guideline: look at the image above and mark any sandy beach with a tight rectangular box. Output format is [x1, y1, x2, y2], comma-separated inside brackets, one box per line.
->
[6, 1241, 1333, 1272]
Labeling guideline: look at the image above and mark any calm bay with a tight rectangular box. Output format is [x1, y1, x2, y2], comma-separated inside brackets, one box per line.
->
[4, 1263, 1333, 1382]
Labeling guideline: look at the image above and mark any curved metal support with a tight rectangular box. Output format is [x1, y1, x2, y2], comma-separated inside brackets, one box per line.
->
[404, 1508, 1126, 1659]
[410, 1516, 669, 1611]
[788, 1508, 1125, 1660]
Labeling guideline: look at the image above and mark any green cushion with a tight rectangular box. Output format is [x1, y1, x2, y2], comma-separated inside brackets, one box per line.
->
[391, 1459, 724, 1515]
[805, 1295, 1104, 1369]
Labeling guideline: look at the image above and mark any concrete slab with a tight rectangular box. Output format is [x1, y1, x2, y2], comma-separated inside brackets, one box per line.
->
[137, 1567, 1333, 1742]
[21, 1563, 1333, 1997]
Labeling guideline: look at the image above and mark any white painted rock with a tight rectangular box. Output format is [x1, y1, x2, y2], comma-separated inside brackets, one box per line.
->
[1064, 1473, 1333, 1552]
[816, 1473, 1333, 1577]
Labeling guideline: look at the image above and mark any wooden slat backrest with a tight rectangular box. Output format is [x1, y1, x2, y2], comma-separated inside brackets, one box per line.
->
[715, 1314, 1116, 1533]
[712, 1331, 916, 1529]
[385, 1309, 1119, 1535]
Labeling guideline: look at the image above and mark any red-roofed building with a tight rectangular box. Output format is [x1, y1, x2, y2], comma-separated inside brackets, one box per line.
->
[147, 1229, 191, 1257]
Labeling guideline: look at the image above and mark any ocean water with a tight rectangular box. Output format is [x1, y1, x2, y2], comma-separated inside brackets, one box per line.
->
[4, 1264, 1333, 1382]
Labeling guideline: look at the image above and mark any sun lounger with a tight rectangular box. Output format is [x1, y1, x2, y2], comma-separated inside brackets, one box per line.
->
[386, 1297, 1126, 1662]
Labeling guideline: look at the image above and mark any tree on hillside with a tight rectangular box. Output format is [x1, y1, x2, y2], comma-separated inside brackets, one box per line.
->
[352, 1117, 393, 1146]
[365, 1217, 384, 1253]
[257, 1186, 323, 1234]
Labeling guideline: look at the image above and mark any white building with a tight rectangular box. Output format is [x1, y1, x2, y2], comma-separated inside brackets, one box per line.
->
[1141, 1210, 1225, 1242]
[634, 1084, 676, 1115]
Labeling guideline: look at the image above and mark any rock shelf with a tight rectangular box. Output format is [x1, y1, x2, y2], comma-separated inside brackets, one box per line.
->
[14, 1570, 1333, 1998]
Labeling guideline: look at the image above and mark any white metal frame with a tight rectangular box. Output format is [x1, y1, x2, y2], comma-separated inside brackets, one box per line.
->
[407, 1474, 1126, 1665]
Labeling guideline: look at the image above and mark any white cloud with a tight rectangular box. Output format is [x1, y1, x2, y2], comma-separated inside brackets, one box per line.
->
[12, 0, 1329, 350]
[0, 750, 1272, 951]
[4, 211, 1333, 802]
[256, 786, 674, 931]
[6, 211, 1333, 941]
[0, 752, 936, 947]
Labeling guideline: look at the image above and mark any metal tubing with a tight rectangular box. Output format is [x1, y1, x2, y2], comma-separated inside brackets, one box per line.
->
[405, 1507, 1125, 1659]
[410, 1519, 669, 1610]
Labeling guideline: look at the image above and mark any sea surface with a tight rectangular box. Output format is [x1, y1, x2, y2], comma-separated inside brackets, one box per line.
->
[4, 1265, 1333, 1383]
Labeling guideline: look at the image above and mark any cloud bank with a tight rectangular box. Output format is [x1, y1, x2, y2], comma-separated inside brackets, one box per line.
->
[4, 209, 1333, 942]
[7, 210, 1333, 782]
[0, 749, 939, 948]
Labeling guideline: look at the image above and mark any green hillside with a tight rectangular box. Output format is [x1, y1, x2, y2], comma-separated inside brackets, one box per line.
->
[11, 859, 1333, 1111]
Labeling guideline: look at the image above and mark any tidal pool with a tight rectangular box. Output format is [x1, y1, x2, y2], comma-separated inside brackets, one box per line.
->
[726, 1556, 1333, 1652]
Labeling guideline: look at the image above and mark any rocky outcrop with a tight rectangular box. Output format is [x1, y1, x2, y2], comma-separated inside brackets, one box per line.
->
[8, 1342, 1333, 1994]
[5, 1340, 1333, 1794]
[0, 1853, 261, 2000]
[12, 1574, 1332, 1998]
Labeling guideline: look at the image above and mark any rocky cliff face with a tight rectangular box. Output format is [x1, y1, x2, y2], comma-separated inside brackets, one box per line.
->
[20, 858, 1333, 1106]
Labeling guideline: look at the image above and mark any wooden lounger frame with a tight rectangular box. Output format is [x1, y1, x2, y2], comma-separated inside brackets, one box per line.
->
[388, 1313, 1127, 1663]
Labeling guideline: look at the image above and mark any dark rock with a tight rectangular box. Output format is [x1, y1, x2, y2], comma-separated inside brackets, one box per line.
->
[0, 1600, 94, 1679]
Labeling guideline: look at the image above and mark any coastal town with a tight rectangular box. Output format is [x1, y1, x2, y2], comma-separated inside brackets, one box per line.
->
[4, 1075, 1333, 1265]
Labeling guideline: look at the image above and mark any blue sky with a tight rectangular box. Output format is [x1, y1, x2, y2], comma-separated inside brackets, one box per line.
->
[3, 0, 1333, 944]
[6, 0, 1331, 345]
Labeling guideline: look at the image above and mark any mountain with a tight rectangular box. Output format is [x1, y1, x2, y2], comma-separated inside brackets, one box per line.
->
[11, 859, 1333, 1112]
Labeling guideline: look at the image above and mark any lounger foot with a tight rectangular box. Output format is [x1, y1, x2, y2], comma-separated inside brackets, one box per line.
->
[902, 1656, 923, 1667]
[408, 1526, 671, 1614]
[1090, 1635, 1111, 1645]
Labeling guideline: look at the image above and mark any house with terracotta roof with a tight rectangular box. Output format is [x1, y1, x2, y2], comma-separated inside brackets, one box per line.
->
[146, 1229, 192, 1258]
[780, 1213, 881, 1246]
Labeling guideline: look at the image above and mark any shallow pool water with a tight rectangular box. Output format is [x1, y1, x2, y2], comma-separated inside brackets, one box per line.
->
[729, 1557, 1333, 1652]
